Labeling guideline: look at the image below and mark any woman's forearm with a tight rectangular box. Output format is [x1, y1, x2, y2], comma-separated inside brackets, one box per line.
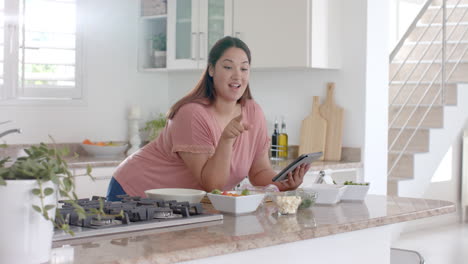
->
[200, 138, 233, 191]
[249, 168, 291, 191]
[249, 168, 277, 187]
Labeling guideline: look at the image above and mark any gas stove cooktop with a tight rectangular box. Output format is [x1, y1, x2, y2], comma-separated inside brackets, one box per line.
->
[53, 195, 223, 242]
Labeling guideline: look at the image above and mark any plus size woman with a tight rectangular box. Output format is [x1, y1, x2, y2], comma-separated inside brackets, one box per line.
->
[107, 36, 310, 201]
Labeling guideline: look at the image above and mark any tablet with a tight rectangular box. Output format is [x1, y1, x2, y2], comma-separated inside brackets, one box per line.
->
[272, 152, 323, 182]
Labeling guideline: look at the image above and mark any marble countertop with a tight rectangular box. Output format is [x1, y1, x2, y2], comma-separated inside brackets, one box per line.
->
[52, 195, 455, 264]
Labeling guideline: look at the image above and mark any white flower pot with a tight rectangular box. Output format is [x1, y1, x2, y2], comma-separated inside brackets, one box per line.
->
[154, 50, 166, 68]
[0, 180, 56, 264]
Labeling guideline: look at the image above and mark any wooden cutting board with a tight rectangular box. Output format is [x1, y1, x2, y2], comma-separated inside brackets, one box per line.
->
[319, 83, 344, 161]
[299, 96, 327, 160]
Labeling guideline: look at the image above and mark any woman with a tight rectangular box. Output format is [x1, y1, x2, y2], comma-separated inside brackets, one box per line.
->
[107, 36, 310, 201]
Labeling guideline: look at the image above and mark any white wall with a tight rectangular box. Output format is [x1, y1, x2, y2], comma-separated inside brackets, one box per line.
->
[363, 0, 389, 194]
[0, 0, 168, 144]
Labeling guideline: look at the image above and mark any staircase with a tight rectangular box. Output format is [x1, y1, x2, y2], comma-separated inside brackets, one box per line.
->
[388, 0, 468, 195]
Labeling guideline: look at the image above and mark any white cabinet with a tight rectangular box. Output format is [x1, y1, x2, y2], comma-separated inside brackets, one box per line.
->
[138, 0, 169, 70]
[232, 0, 341, 69]
[139, 0, 340, 71]
[167, 0, 232, 69]
[73, 167, 116, 199]
[138, 15, 167, 71]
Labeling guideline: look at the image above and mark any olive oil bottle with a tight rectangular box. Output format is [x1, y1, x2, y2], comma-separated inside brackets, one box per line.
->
[278, 117, 288, 159]
[271, 118, 279, 159]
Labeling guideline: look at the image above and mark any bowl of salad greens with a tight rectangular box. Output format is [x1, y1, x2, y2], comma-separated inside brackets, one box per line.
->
[207, 189, 265, 215]
[339, 181, 370, 201]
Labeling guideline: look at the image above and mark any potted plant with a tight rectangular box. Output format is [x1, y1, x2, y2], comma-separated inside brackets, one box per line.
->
[141, 113, 167, 144]
[152, 32, 167, 68]
[0, 142, 104, 264]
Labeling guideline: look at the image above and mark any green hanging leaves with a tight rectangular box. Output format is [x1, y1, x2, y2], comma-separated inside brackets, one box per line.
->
[44, 187, 54, 196]
[2, 140, 96, 236]
[32, 205, 42, 214]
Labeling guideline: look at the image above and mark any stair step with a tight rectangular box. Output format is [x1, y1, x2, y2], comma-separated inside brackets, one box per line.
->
[388, 128, 430, 152]
[390, 61, 468, 83]
[387, 181, 399, 196]
[388, 152, 414, 179]
[388, 176, 414, 182]
[408, 24, 468, 42]
[422, 6, 468, 24]
[431, 0, 468, 6]
[389, 83, 457, 105]
[389, 149, 428, 155]
[394, 41, 468, 63]
[389, 105, 444, 128]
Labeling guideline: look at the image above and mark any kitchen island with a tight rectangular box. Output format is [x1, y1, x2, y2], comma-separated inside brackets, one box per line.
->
[51, 195, 454, 264]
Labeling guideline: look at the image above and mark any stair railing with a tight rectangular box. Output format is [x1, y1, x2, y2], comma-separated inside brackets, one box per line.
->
[388, 0, 468, 177]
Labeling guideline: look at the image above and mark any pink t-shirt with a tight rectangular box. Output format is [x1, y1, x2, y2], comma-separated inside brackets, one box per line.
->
[114, 99, 270, 197]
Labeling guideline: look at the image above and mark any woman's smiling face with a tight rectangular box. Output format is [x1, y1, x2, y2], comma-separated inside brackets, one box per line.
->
[209, 47, 250, 103]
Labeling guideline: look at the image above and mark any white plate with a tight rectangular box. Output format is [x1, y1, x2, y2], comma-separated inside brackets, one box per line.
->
[144, 188, 206, 203]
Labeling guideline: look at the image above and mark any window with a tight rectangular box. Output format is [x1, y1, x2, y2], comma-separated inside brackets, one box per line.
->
[0, 0, 80, 101]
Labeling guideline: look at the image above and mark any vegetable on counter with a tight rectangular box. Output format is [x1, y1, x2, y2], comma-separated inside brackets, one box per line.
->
[82, 139, 121, 147]
[211, 189, 222, 195]
[210, 189, 251, 196]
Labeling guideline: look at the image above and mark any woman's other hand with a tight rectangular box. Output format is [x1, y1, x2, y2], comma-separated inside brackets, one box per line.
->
[221, 113, 250, 141]
[276, 163, 311, 191]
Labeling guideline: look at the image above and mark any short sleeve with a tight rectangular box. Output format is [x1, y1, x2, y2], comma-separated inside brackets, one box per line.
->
[251, 101, 270, 160]
[170, 103, 216, 155]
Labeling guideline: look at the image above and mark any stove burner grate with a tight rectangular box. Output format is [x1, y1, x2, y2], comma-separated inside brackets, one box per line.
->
[56, 195, 206, 229]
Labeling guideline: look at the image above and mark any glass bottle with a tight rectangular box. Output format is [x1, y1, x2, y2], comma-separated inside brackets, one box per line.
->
[271, 118, 279, 159]
[278, 117, 288, 159]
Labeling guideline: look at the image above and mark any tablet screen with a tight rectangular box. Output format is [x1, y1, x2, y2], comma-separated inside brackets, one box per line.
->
[272, 152, 323, 182]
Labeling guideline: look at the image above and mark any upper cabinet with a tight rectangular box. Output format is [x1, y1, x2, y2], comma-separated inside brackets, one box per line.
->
[138, 0, 340, 71]
[166, 0, 232, 69]
[138, 0, 168, 71]
[232, 0, 341, 69]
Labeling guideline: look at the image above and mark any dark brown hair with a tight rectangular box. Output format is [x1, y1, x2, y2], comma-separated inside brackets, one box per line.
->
[167, 36, 253, 119]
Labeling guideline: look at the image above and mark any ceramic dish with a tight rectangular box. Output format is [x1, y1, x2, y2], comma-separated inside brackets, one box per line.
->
[207, 191, 265, 215]
[144, 188, 206, 203]
[80, 143, 128, 157]
[302, 184, 347, 204]
[340, 183, 370, 201]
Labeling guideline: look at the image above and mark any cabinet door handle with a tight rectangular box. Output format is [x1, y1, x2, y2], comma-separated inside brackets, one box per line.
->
[191, 32, 197, 60]
[199, 32, 205, 60]
[235, 32, 241, 39]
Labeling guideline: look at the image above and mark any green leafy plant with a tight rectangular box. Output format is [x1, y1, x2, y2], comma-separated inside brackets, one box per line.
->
[152, 32, 167, 51]
[141, 113, 167, 142]
[0, 140, 114, 235]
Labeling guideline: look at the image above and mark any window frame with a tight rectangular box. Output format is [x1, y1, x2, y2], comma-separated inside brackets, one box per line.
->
[0, 0, 83, 103]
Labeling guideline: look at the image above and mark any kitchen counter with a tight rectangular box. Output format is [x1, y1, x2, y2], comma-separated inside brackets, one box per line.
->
[67, 155, 363, 171]
[51, 195, 455, 264]
[1, 144, 362, 171]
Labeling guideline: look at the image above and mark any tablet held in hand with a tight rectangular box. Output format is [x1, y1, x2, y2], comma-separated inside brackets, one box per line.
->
[272, 152, 323, 182]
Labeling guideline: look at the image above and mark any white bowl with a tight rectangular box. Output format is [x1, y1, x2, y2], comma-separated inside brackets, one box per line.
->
[144, 188, 206, 203]
[302, 184, 347, 204]
[339, 184, 370, 201]
[81, 143, 128, 157]
[207, 191, 265, 215]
